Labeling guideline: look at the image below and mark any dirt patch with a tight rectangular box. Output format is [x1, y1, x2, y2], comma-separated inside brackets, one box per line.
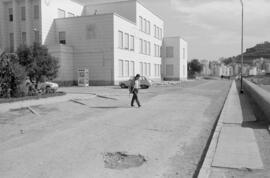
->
[103, 152, 146, 169]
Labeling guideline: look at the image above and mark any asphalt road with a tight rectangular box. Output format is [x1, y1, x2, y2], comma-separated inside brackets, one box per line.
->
[0, 80, 231, 178]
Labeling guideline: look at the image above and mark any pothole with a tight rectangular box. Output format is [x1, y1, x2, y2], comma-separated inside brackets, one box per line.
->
[103, 152, 146, 169]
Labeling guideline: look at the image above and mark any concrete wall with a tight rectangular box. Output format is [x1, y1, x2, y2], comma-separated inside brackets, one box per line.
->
[0, 0, 41, 51]
[41, 0, 83, 45]
[83, 0, 136, 23]
[48, 44, 74, 83]
[162, 37, 187, 80]
[243, 79, 270, 122]
[54, 14, 114, 85]
[179, 38, 188, 80]
[113, 1, 163, 84]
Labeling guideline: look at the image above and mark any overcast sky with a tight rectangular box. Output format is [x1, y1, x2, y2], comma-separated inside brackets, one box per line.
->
[82, 0, 270, 61]
[141, 0, 270, 61]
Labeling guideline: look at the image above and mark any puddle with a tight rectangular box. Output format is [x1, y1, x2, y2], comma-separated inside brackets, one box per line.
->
[103, 152, 146, 169]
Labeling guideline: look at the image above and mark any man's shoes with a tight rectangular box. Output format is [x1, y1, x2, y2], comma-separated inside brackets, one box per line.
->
[131, 105, 134, 107]
[138, 105, 141, 108]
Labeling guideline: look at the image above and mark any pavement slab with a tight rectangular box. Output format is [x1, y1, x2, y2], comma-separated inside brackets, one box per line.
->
[212, 125, 264, 170]
[220, 81, 243, 124]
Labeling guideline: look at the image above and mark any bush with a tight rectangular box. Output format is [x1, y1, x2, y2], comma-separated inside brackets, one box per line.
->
[0, 53, 27, 98]
[16, 43, 59, 85]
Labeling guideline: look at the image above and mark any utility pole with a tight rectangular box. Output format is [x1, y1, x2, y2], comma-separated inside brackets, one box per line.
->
[240, 0, 244, 94]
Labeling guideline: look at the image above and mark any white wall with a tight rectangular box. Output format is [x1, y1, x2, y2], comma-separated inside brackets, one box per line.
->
[180, 38, 188, 80]
[41, 0, 83, 45]
[49, 44, 74, 82]
[163, 37, 188, 80]
[113, 10, 163, 84]
[83, 1, 136, 23]
[54, 14, 114, 85]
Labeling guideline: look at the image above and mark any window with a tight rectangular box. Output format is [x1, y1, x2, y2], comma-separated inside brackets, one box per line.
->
[144, 18, 147, 32]
[154, 64, 157, 76]
[155, 64, 161, 76]
[119, 60, 124, 77]
[154, 25, 156, 37]
[146, 21, 149, 34]
[155, 44, 159, 57]
[183, 48, 186, 59]
[147, 63, 151, 76]
[139, 16, 143, 31]
[124, 33, 129, 49]
[118, 31, 123, 49]
[124, 60, 129, 77]
[143, 62, 147, 76]
[67, 12, 75, 17]
[34, 30, 40, 43]
[143, 40, 147, 54]
[147, 41, 151, 55]
[34, 5, 39, 19]
[9, 33, 14, 52]
[183, 65, 186, 76]
[166, 64, 174, 76]
[21, 7, 26, 21]
[21, 32, 26, 45]
[160, 28, 163, 39]
[8, 8, 13, 21]
[166, 47, 174, 58]
[130, 35, 134, 51]
[155, 45, 161, 57]
[140, 39, 143, 53]
[142, 18, 145, 32]
[130, 61, 135, 76]
[59, 31, 66, 44]
[140, 62, 143, 75]
[57, 8, 65, 18]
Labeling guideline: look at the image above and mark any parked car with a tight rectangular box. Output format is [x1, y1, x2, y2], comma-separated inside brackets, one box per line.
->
[119, 76, 152, 89]
[39, 82, 59, 93]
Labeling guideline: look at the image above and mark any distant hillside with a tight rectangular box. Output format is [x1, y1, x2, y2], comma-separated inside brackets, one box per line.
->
[222, 42, 270, 65]
[237, 41, 270, 64]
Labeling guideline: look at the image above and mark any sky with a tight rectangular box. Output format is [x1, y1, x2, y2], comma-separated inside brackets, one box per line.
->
[79, 0, 270, 61]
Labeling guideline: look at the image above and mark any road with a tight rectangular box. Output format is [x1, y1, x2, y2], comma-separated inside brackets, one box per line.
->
[0, 80, 231, 178]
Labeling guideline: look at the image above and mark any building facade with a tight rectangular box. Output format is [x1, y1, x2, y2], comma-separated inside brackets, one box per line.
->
[0, 0, 186, 85]
[162, 37, 187, 80]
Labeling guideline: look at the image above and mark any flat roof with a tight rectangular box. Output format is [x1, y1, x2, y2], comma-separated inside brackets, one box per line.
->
[72, 0, 164, 22]
[54, 12, 136, 26]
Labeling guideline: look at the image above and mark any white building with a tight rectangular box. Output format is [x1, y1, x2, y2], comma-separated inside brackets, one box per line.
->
[162, 37, 187, 80]
[0, 0, 186, 85]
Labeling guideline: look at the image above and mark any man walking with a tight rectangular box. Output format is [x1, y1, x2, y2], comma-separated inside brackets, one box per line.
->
[130, 74, 141, 107]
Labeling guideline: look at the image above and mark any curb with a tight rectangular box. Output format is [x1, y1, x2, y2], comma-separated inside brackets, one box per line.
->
[197, 81, 233, 178]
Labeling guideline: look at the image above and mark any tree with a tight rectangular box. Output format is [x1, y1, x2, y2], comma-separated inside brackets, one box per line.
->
[16, 43, 59, 86]
[188, 59, 202, 78]
[0, 53, 27, 97]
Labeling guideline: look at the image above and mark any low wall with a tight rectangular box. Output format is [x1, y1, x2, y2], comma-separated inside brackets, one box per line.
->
[243, 79, 270, 122]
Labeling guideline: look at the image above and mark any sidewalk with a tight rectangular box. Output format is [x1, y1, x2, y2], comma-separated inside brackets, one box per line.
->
[198, 81, 264, 178]
[0, 93, 96, 113]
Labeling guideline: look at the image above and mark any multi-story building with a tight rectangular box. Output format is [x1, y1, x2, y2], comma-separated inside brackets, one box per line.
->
[162, 37, 187, 80]
[200, 59, 211, 76]
[0, 0, 187, 85]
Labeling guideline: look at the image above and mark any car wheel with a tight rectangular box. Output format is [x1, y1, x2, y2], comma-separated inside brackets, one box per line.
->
[120, 84, 126, 88]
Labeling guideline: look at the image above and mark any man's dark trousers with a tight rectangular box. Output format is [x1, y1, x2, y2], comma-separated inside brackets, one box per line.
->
[131, 89, 141, 107]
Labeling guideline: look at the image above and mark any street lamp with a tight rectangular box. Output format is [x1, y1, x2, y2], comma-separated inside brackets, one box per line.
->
[240, 0, 244, 94]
